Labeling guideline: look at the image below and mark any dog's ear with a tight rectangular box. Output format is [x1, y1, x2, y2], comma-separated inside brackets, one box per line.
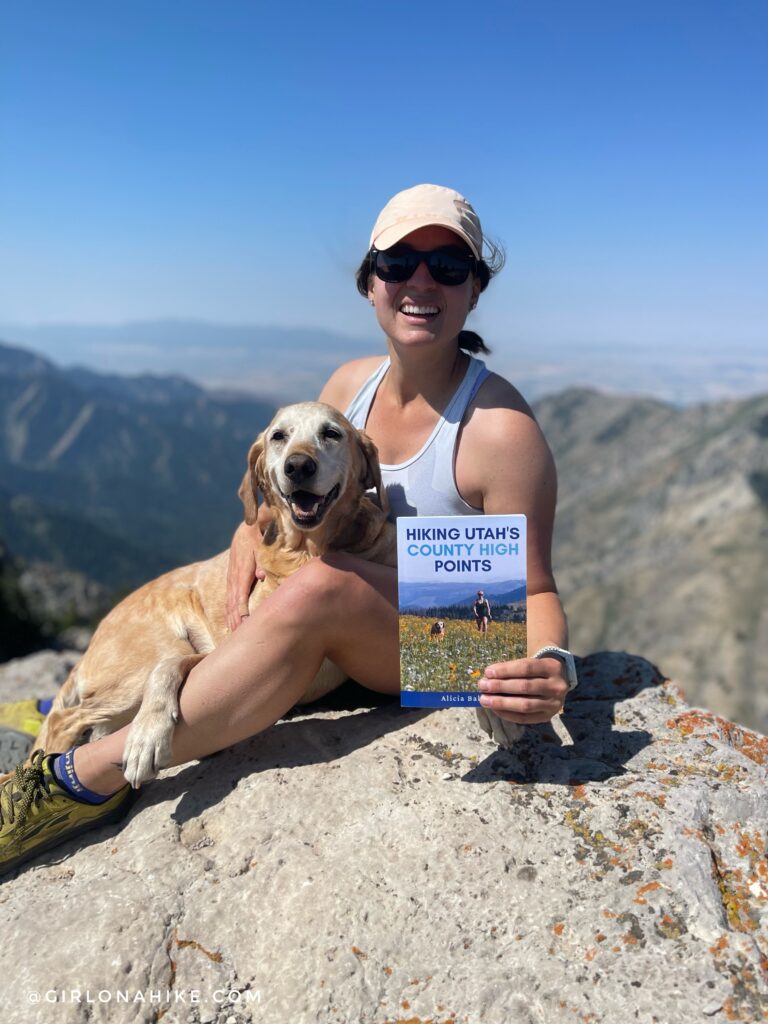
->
[355, 428, 390, 515]
[238, 434, 266, 525]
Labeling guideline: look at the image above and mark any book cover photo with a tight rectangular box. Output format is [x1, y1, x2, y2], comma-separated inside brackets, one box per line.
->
[397, 514, 527, 708]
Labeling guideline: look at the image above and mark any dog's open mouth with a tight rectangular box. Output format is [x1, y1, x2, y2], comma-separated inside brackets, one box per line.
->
[283, 483, 341, 528]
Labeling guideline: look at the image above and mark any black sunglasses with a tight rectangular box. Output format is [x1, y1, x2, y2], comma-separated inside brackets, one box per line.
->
[371, 245, 477, 286]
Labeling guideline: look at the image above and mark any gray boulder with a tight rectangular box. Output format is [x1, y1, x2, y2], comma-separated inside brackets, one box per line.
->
[0, 651, 766, 1024]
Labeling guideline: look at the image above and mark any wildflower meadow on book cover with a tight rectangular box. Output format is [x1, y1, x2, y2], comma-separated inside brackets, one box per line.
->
[397, 514, 527, 708]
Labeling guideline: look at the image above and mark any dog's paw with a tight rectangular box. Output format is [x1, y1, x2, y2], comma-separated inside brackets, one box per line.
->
[475, 706, 525, 748]
[121, 712, 176, 788]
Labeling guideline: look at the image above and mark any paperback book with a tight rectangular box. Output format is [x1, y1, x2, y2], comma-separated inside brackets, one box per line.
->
[397, 514, 527, 708]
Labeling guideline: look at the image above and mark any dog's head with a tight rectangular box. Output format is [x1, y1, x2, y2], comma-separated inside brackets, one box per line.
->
[238, 402, 386, 533]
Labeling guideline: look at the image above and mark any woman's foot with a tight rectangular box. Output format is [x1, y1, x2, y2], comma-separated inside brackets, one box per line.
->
[0, 750, 136, 879]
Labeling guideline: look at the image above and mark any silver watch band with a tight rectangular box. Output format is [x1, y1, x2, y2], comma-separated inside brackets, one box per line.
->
[532, 645, 579, 692]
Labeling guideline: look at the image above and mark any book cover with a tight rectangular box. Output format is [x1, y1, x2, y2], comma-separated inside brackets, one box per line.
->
[397, 514, 527, 708]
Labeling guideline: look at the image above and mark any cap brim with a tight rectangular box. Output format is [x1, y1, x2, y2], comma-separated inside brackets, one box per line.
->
[372, 217, 481, 260]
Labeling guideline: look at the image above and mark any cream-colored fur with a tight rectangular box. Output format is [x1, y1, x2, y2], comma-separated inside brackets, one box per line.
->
[23, 402, 396, 788]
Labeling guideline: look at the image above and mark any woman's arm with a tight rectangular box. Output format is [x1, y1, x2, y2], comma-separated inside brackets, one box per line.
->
[470, 401, 571, 723]
[226, 502, 273, 633]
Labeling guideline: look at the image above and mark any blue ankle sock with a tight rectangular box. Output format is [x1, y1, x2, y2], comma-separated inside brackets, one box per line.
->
[37, 698, 54, 716]
[52, 749, 113, 804]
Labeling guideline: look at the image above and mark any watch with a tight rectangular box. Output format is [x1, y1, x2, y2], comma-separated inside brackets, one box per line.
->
[533, 646, 578, 692]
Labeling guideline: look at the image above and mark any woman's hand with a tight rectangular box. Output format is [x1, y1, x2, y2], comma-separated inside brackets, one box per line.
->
[477, 656, 569, 724]
[226, 521, 266, 632]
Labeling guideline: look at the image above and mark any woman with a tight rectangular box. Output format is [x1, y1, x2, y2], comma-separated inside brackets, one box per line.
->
[0, 184, 575, 876]
[473, 591, 492, 634]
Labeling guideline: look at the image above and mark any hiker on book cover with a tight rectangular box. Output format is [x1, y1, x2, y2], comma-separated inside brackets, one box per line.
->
[473, 591, 493, 633]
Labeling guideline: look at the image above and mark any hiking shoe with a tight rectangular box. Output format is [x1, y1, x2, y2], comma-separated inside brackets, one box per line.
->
[0, 700, 48, 774]
[0, 699, 47, 737]
[0, 750, 136, 879]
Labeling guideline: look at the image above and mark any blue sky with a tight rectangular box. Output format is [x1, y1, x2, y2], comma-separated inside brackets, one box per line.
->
[1, 0, 766, 359]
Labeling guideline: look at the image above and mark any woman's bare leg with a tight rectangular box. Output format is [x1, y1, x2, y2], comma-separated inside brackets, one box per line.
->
[73, 555, 398, 794]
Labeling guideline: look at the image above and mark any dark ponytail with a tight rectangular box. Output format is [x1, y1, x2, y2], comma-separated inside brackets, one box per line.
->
[457, 330, 490, 354]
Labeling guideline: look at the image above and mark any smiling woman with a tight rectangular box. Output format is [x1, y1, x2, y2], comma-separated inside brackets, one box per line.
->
[0, 183, 575, 878]
[355, 184, 504, 358]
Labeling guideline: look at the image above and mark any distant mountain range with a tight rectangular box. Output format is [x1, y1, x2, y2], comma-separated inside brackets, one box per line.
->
[399, 580, 526, 611]
[539, 388, 768, 734]
[1, 337, 767, 735]
[2, 319, 768, 405]
[0, 339, 276, 586]
[0, 321, 374, 405]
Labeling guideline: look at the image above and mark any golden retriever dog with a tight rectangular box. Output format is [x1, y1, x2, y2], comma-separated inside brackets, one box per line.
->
[19, 402, 396, 788]
[430, 621, 445, 641]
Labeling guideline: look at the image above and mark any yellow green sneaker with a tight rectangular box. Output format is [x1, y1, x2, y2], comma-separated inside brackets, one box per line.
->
[0, 750, 136, 879]
[0, 699, 47, 736]
[0, 699, 49, 774]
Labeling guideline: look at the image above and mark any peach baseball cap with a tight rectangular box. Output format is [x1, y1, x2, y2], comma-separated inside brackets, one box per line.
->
[369, 184, 483, 260]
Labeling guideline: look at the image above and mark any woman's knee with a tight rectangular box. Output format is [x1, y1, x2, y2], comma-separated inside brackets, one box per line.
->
[266, 557, 356, 627]
[270, 556, 394, 629]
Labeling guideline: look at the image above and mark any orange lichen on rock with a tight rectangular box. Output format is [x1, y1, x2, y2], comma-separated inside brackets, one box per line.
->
[722, 996, 739, 1021]
[668, 710, 768, 767]
[734, 830, 765, 869]
[634, 881, 663, 905]
[682, 826, 706, 840]
[175, 937, 223, 963]
[382, 1018, 456, 1024]
[721, 720, 768, 766]
[634, 789, 667, 808]
[553, 922, 565, 936]
[638, 881, 663, 896]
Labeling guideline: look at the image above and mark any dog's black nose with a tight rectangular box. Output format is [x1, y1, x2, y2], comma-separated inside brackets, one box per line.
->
[284, 454, 317, 483]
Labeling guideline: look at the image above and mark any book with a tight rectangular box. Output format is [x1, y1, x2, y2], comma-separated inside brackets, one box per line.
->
[396, 514, 527, 708]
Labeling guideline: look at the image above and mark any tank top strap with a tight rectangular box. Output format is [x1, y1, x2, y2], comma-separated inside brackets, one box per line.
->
[344, 359, 390, 430]
[344, 353, 491, 520]
[427, 355, 489, 508]
[432, 355, 489, 445]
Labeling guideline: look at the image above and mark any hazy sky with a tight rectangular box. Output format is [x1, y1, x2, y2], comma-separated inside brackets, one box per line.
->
[1, 0, 766, 356]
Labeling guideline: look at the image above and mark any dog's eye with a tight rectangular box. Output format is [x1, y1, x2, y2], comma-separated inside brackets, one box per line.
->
[322, 427, 342, 441]
[271, 430, 286, 442]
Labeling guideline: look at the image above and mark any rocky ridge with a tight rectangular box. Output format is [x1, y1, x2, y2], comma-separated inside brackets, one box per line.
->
[0, 651, 766, 1024]
[541, 389, 768, 733]
[0, 339, 276, 583]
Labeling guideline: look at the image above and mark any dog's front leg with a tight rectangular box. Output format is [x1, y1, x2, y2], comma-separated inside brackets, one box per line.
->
[122, 653, 206, 788]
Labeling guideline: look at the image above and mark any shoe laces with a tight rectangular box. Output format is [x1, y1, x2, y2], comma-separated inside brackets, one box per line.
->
[0, 750, 50, 828]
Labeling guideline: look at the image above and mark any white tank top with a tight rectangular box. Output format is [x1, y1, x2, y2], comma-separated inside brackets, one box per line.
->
[344, 354, 491, 520]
